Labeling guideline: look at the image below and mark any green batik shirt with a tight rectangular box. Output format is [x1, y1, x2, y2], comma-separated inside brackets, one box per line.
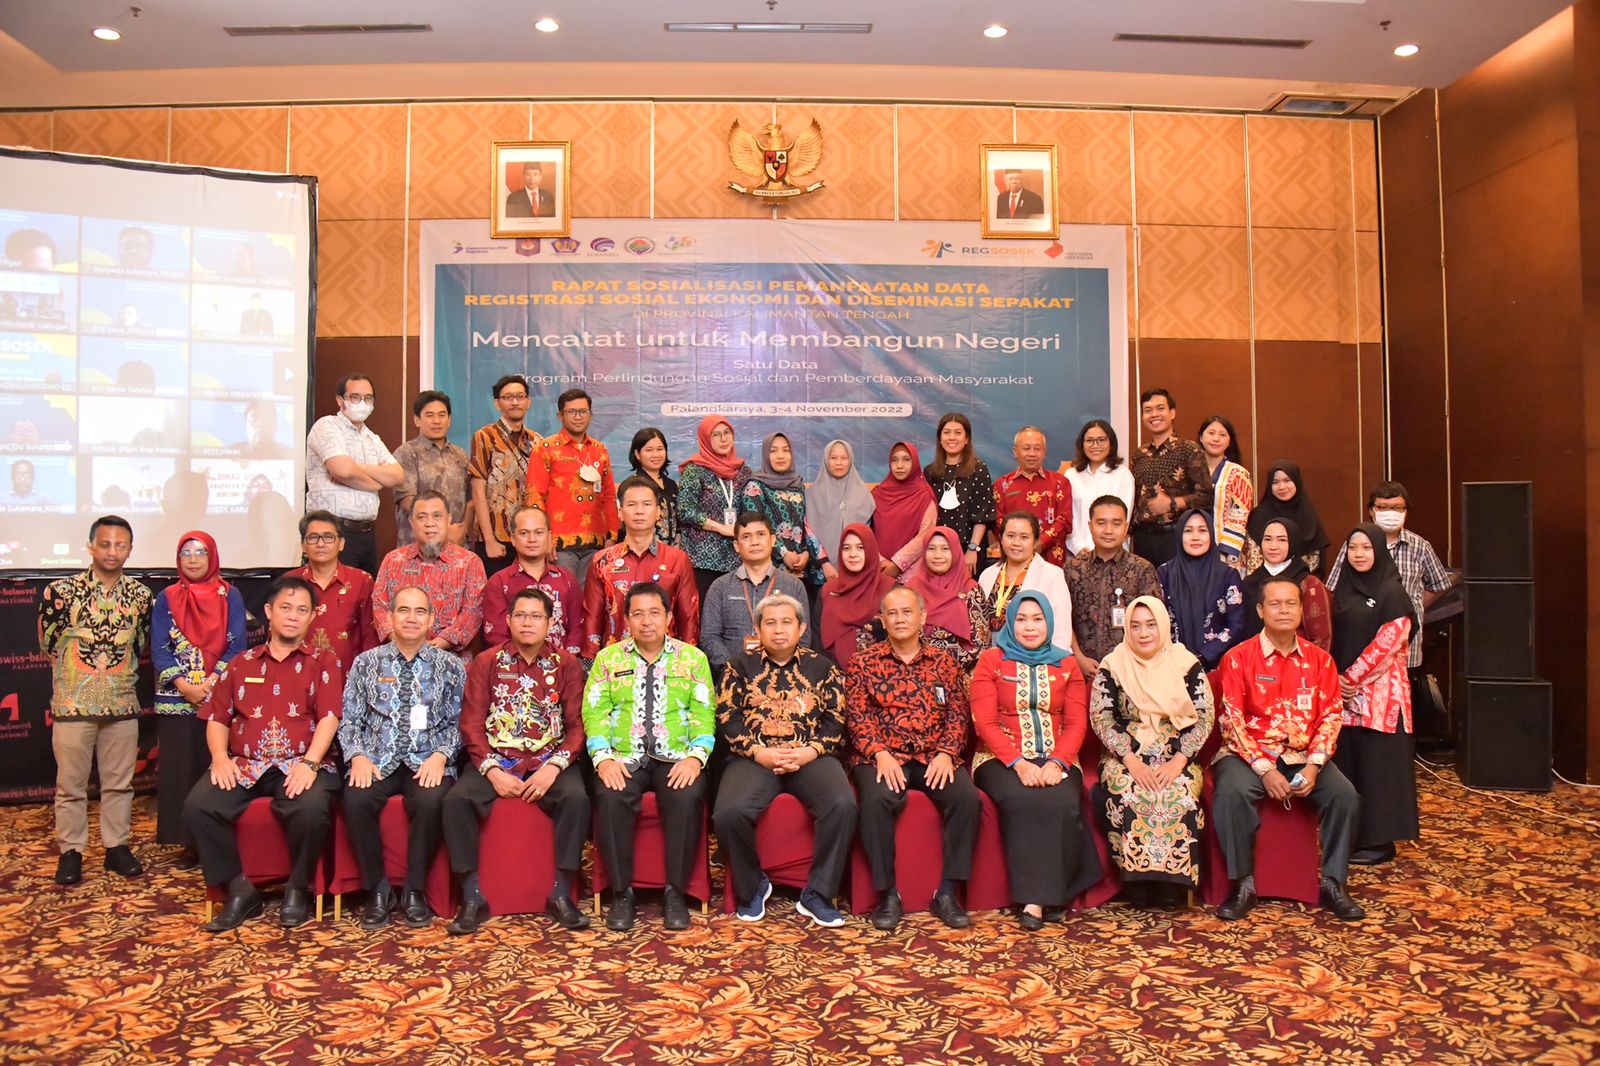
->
[583, 636, 715, 769]
[38, 569, 153, 721]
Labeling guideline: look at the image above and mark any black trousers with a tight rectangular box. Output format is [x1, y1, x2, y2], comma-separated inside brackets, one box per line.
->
[155, 714, 209, 846]
[443, 766, 590, 874]
[852, 760, 980, 892]
[1212, 754, 1359, 884]
[975, 758, 1102, 907]
[1131, 523, 1179, 567]
[340, 767, 450, 890]
[593, 758, 707, 893]
[713, 754, 858, 903]
[338, 527, 378, 576]
[183, 767, 339, 889]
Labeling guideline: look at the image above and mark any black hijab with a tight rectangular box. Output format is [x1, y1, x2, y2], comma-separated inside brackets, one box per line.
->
[1247, 460, 1330, 560]
[1159, 508, 1238, 655]
[1329, 523, 1418, 672]
[1242, 516, 1312, 638]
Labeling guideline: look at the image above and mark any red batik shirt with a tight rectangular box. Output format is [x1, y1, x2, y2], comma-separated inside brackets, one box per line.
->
[371, 543, 487, 655]
[461, 641, 585, 777]
[526, 431, 619, 552]
[993, 467, 1073, 566]
[480, 559, 585, 657]
[1215, 631, 1343, 773]
[580, 538, 701, 656]
[285, 563, 376, 674]
[199, 643, 344, 786]
[844, 640, 969, 767]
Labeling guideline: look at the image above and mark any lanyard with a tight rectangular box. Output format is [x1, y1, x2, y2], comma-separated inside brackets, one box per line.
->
[993, 561, 1029, 621]
[716, 477, 737, 511]
[740, 570, 779, 625]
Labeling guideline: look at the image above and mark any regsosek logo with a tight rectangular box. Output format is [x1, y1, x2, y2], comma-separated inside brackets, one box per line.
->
[923, 239, 954, 259]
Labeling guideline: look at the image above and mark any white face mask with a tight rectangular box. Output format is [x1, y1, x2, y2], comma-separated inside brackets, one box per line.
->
[1372, 510, 1405, 533]
[343, 400, 374, 423]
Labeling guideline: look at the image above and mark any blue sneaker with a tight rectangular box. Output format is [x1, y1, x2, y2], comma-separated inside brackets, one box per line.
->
[796, 887, 847, 928]
[736, 875, 772, 922]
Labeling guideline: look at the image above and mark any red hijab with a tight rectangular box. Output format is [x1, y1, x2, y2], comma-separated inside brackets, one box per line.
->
[164, 530, 232, 663]
[905, 526, 977, 643]
[678, 415, 746, 480]
[819, 523, 895, 666]
[871, 441, 935, 560]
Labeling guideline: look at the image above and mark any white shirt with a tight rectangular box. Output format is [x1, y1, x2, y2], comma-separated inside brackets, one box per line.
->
[979, 556, 1074, 654]
[1063, 462, 1137, 555]
[305, 413, 397, 521]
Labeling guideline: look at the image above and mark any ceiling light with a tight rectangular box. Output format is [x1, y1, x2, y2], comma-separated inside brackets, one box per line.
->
[535, 17, 559, 33]
[983, 24, 1008, 39]
[92, 26, 122, 41]
[1393, 42, 1419, 57]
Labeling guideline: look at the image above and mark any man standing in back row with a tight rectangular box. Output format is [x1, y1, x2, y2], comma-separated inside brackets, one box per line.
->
[1129, 388, 1214, 567]
[305, 373, 405, 575]
[527, 388, 616, 589]
[469, 374, 538, 572]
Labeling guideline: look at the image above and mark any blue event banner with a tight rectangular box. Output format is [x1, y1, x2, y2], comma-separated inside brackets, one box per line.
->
[423, 220, 1126, 482]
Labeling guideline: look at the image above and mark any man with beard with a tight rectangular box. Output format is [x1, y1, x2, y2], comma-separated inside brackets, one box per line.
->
[372, 491, 486, 659]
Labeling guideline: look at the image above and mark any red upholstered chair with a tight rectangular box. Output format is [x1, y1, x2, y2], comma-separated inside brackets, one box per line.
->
[1198, 725, 1323, 907]
[847, 789, 945, 915]
[473, 798, 580, 916]
[591, 792, 712, 915]
[1073, 731, 1123, 911]
[964, 792, 1012, 912]
[325, 796, 455, 922]
[201, 797, 329, 922]
[718, 792, 817, 913]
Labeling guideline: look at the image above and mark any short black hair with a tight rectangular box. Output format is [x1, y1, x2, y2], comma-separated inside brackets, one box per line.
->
[557, 388, 592, 413]
[1257, 575, 1303, 602]
[1072, 418, 1124, 473]
[336, 373, 374, 398]
[1000, 510, 1040, 539]
[510, 504, 549, 531]
[5, 228, 52, 260]
[299, 509, 341, 538]
[624, 581, 669, 614]
[263, 575, 317, 608]
[1197, 414, 1242, 464]
[88, 514, 132, 542]
[522, 162, 542, 173]
[412, 390, 451, 417]
[734, 510, 771, 534]
[411, 489, 448, 512]
[1139, 387, 1175, 408]
[492, 374, 528, 399]
[1089, 494, 1128, 519]
[617, 474, 663, 506]
[629, 427, 669, 475]
[509, 586, 554, 616]
[1368, 481, 1411, 510]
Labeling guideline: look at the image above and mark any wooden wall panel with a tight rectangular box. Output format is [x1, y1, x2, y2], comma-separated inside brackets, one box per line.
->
[0, 111, 51, 149]
[533, 102, 653, 220]
[653, 101, 771, 220]
[894, 105, 1012, 221]
[775, 103, 896, 220]
[1354, 230, 1383, 344]
[1134, 339, 1254, 460]
[1247, 115, 1353, 232]
[1131, 112, 1246, 227]
[1359, 342, 1386, 509]
[289, 105, 407, 221]
[1254, 340, 1365, 531]
[408, 102, 530, 220]
[169, 106, 287, 172]
[1351, 120, 1380, 233]
[1136, 225, 1250, 341]
[53, 107, 168, 162]
[317, 219, 406, 338]
[1015, 109, 1133, 225]
[1252, 227, 1343, 343]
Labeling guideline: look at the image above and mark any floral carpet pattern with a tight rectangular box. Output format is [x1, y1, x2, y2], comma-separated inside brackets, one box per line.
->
[1, 766, 1597, 1065]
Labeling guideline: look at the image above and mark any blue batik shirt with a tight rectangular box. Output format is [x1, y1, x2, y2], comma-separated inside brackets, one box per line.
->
[339, 641, 466, 779]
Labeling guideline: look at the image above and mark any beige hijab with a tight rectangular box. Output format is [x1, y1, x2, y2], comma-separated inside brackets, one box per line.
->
[1099, 595, 1201, 753]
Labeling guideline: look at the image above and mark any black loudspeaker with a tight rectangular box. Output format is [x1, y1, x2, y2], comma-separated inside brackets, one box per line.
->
[1462, 481, 1533, 580]
[1461, 581, 1536, 678]
[1456, 676, 1552, 791]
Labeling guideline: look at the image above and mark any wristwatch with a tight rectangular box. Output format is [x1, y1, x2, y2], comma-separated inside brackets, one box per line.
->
[300, 757, 319, 769]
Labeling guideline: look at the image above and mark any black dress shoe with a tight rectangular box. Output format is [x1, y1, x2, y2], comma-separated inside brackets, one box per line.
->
[104, 845, 144, 878]
[605, 890, 636, 932]
[1155, 882, 1187, 911]
[546, 893, 591, 930]
[1042, 907, 1067, 924]
[202, 889, 264, 933]
[869, 890, 904, 931]
[1320, 880, 1366, 921]
[54, 850, 83, 886]
[280, 887, 313, 928]
[447, 897, 491, 936]
[360, 885, 397, 930]
[402, 889, 432, 928]
[1348, 843, 1396, 866]
[662, 886, 691, 931]
[1217, 881, 1257, 921]
[1017, 908, 1045, 931]
[931, 891, 970, 929]
[174, 847, 200, 871]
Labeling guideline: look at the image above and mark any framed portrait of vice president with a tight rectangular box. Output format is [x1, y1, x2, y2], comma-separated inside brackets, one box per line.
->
[980, 144, 1059, 240]
[491, 141, 571, 239]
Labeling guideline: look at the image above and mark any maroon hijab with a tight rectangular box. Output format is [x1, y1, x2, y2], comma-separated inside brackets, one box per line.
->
[819, 522, 896, 666]
[871, 441, 934, 560]
[904, 526, 977, 643]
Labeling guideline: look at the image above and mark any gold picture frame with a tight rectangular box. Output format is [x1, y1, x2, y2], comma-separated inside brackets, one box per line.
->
[980, 143, 1059, 240]
[491, 140, 572, 239]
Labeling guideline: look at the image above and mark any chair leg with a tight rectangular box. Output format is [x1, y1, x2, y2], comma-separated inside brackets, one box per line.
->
[315, 895, 324, 922]
[593, 893, 601, 918]
[333, 894, 342, 922]
[204, 899, 213, 922]
[701, 898, 708, 916]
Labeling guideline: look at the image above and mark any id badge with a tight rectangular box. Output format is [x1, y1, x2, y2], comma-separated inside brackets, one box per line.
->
[1111, 606, 1125, 629]
[409, 703, 428, 731]
[743, 634, 761, 654]
[722, 507, 738, 526]
[934, 685, 948, 705]
[1295, 691, 1313, 712]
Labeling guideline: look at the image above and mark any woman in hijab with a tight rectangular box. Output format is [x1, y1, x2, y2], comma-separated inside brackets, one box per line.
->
[676, 414, 754, 598]
[627, 427, 678, 544]
[1241, 516, 1333, 650]
[971, 591, 1102, 930]
[745, 431, 828, 590]
[901, 527, 992, 673]
[1245, 460, 1331, 574]
[1089, 596, 1214, 908]
[870, 441, 936, 578]
[152, 530, 247, 868]
[1330, 524, 1419, 866]
[818, 523, 896, 668]
[1158, 509, 1246, 671]
[809, 439, 875, 583]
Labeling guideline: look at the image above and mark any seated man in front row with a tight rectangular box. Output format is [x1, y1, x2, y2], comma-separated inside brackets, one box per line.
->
[845, 585, 980, 932]
[443, 587, 591, 935]
[338, 585, 465, 930]
[584, 581, 715, 933]
[1211, 575, 1364, 921]
[184, 576, 343, 933]
[713, 591, 856, 927]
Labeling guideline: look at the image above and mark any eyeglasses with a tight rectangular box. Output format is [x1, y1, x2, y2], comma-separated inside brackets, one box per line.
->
[342, 393, 374, 404]
[1372, 504, 1407, 513]
[509, 612, 548, 623]
[303, 533, 339, 545]
[178, 549, 210, 559]
[1081, 436, 1110, 446]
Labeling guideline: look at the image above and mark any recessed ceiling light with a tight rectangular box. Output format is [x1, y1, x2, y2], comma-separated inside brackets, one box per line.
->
[535, 17, 560, 33]
[1393, 42, 1419, 57]
[983, 24, 1008, 39]
[92, 26, 122, 41]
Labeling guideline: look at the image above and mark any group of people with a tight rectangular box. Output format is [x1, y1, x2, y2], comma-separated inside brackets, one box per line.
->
[40, 377, 1456, 936]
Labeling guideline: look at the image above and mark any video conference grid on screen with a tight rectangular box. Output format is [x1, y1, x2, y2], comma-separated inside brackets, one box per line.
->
[0, 151, 313, 570]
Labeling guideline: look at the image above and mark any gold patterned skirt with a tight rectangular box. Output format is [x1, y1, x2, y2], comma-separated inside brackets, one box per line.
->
[1092, 757, 1205, 887]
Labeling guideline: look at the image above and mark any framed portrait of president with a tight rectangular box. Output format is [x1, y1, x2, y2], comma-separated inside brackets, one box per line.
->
[491, 141, 571, 239]
[980, 144, 1059, 240]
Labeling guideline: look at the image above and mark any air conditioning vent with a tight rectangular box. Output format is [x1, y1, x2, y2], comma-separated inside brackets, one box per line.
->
[1114, 32, 1311, 49]
[664, 22, 872, 33]
[1268, 94, 1368, 115]
[223, 23, 433, 37]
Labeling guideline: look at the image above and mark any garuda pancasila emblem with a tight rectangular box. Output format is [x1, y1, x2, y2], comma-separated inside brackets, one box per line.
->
[727, 118, 826, 199]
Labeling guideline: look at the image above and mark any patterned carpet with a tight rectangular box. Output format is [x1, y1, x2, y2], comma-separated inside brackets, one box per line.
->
[1, 764, 1597, 1065]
